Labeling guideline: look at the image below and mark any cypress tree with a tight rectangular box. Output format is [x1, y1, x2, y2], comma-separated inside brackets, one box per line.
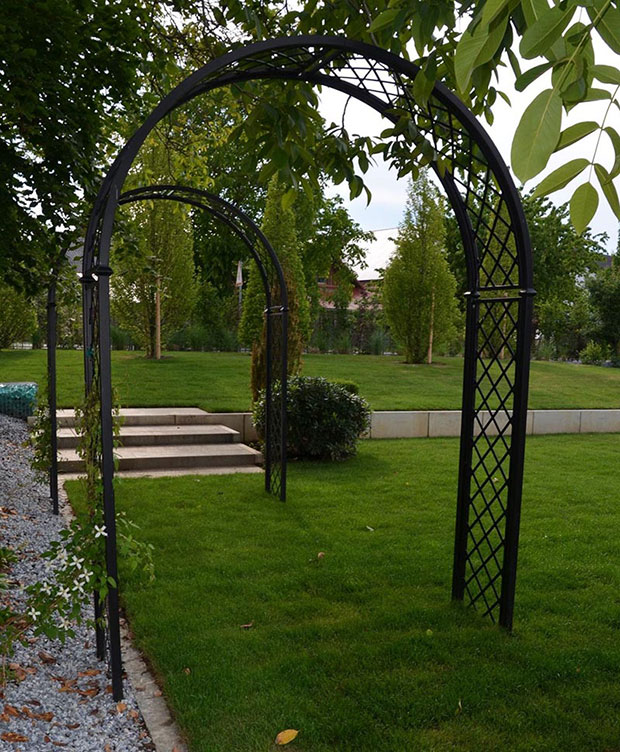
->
[239, 176, 310, 400]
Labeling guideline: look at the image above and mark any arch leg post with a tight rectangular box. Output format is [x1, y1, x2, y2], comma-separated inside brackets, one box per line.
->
[452, 291, 479, 601]
[96, 268, 123, 701]
[498, 289, 534, 629]
[265, 307, 273, 494]
[47, 280, 59, 515]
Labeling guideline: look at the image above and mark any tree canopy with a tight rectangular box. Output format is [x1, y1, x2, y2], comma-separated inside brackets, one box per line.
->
[2, 0, 617, 300]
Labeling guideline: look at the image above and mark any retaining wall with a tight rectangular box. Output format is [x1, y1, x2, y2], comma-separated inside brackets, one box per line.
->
[208, 409, 620, 442]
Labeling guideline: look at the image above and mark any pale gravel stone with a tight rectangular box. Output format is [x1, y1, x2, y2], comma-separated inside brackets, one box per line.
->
[0, 414, 154, 752]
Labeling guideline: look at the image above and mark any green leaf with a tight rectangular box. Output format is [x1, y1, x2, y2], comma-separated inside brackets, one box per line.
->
[515, 61, 553, 91]
[474, 14, 509, 67]
[582, 87, 612, 102]
[604, 126, 620, 178]
[412, 67, 435, 107]
[281, 188, 296, 210]
[588, 2, 620, 54]
[454, 25, 489, 91]
[368, 8, 400, 33]
[481, 0, 515, 27]
[557, 121, 599, 150]
[590, 64, 620, 85]
[570, 182, 599, 234]
[594, 163, 620, 219]
[511, 89, 562, 182]
[349, 175, 364, 200]
[507, 48, 522, 78]
[521, 0, 549, 27]
[520, 6, 575, 59]
[532, 158, 589, 197]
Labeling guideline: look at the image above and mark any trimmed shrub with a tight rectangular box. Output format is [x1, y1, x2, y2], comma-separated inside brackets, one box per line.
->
[579, 341, 608, 365]
[254, 376, 370, 461]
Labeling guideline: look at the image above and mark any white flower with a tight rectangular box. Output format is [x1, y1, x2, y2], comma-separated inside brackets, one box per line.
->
[70, 555, 84, 570]
[72, 581, 86, 596]
[41, 582, 53, 595]
[58, 587, 71, 600]
[94, 525, 107, 538]
[79, 569, 93, 583]
[28, 607, 41, 622]
[59, 616, 72, 630]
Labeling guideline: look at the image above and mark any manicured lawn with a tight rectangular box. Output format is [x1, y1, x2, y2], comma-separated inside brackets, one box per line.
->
[67, 435, 620, 751]
[2, 349, 620, 411]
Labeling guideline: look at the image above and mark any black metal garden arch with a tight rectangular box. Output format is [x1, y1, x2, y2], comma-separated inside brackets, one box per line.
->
[82, 35, 534, 701]
[117, 184, 289, 503]
[82, 183, 289, 697]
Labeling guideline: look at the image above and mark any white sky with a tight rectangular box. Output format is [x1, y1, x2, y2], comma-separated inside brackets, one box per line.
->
[320, 33, 620, 274]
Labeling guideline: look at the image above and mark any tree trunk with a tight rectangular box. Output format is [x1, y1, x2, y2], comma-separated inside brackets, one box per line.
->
[155, 276, 161, 360]
[427, 289, 435, 365]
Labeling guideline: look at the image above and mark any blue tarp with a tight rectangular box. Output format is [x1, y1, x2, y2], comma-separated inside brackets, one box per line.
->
[0, 382, 38, 419]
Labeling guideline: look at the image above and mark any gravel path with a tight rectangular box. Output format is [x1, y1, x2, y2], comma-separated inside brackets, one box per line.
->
[0, 414, 155, 751]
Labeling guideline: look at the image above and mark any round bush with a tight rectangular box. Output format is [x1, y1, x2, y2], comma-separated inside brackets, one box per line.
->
[253, 376, 370, 461]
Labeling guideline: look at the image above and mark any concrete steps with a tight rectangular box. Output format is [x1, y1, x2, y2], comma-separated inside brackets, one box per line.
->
[47, 408, 263, 477]
[56, 424, 240, 449]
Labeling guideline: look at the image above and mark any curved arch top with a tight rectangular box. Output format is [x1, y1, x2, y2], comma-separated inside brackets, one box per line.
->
[83, 35, 533, 295]
[117, 184, 289, 312]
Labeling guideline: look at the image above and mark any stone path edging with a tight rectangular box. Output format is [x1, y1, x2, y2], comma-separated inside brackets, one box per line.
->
[59, 484, 188, 752]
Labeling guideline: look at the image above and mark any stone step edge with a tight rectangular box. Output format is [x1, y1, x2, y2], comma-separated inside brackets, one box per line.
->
[57, 443, 263, 473]
[56, 424, 241, 449]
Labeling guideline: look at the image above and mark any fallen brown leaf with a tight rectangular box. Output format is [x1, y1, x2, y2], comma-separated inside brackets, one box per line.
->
[183, 667, 191, 675]
[8, 664, 27, 682]
[116, 702, 127, 713]
[65, 723, 80, 729]
[3, 704, 19, 717]
[240, 621, 254, 629]
[21, 706, 53, 722]
[275, 729, 299, 745]
[38, 651, 56, 664]
[1, 732, 29, 742]
[77, 688, 99, 698]
[77, 669, 100, 677]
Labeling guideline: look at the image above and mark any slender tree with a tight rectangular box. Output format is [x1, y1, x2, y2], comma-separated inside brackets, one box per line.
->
[112, 200, 197, 359]
[383, 172, 458, 364]
[239, 176, 311, 400]
[111, 139, 197, 358]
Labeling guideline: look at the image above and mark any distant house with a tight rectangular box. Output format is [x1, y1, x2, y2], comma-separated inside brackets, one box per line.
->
[318, 270, 377, 311]
[317, 228, 396, 310]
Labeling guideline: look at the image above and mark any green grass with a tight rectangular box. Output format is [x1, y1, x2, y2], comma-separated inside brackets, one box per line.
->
[2, 349, 620, 410]
[66, 434, 620, 751]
